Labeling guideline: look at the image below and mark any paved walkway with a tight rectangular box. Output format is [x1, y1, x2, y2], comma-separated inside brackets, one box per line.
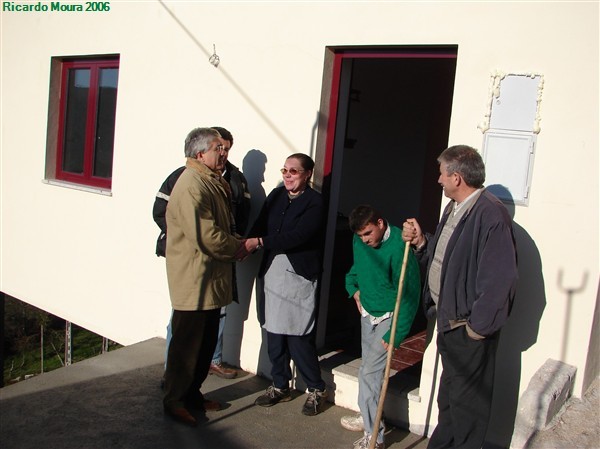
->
[0, 338, 428, 449]
[2, 338, 597, 449]
[527, 376, 599, 449]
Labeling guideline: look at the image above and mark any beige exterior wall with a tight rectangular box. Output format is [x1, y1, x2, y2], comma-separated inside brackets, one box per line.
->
[1, 0, 598, 436]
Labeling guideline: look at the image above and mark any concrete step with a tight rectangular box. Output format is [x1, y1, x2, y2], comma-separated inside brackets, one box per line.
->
[310, 350, 422, 430]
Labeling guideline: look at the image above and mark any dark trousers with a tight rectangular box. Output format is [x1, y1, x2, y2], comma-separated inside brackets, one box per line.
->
[428, 326, 499, 449]
[267, 331, 326, 391]
[163, 308, 220, 411]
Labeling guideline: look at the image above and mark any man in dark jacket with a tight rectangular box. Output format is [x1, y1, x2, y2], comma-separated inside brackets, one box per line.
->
[153, 126, 251, 380]
[402, 145, 518, 449]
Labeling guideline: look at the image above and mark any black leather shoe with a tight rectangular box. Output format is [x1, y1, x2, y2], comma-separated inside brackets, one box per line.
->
[165, 407, 197, 427]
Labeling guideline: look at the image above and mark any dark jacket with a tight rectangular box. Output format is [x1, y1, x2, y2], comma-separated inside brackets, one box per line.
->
[152, 161, 251, 257]
[153, 167, 185, 256]
[224, 164, 252, 235]
[250, 185, 324, 281]
[417, 189, 518, 337]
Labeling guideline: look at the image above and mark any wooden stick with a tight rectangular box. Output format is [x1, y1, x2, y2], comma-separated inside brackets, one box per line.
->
[368, 240, 412, 449]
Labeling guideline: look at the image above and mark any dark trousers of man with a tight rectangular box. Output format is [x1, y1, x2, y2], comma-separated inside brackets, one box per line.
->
[267, 331, 326, 391]
[163, 308, 220, 412]
[428, 326, 499, 449]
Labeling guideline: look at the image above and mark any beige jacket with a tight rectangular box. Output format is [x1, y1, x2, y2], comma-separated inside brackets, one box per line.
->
[165, 158, 240, 311]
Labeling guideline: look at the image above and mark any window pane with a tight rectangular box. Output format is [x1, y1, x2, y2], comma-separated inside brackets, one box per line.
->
[93, 68, 118, 179]
[62, 69, 90, 174]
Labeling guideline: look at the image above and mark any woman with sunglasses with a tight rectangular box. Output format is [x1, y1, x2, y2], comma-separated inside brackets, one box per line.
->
[244, 153, 328, 416]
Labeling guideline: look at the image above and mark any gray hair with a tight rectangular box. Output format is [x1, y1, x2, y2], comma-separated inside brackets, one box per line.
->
[184, 127, 221, 158]
[437, 145, 485, 189]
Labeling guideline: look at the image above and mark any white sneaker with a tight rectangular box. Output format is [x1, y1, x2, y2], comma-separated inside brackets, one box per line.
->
[341, 413, 364, 432]
[353, 434, 384, 449]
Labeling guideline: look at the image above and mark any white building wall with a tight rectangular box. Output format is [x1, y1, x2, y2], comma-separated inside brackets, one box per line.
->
[1, 0, 598, 436]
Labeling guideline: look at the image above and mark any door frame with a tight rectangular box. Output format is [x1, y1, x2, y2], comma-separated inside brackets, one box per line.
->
[313, 46, 458, 348]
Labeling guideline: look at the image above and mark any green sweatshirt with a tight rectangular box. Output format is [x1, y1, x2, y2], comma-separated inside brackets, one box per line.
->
[345, 224, 421, 347]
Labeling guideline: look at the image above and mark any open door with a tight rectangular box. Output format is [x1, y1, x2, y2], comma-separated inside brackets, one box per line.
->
[314, 46, 458, 376]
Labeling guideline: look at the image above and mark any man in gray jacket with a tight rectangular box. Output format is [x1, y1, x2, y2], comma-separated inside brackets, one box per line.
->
[163, 127, 248, 426]
[403, 145, 518, 449]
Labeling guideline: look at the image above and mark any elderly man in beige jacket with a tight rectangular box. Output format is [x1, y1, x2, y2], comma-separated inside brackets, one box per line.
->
[163, 127, 248, 427]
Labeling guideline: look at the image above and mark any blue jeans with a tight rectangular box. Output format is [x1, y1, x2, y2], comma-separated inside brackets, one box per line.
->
[211, 309, 227, 365]
[358, 315, 390, 444]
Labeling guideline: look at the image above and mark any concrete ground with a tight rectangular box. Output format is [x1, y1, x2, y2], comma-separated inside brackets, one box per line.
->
[527, 376, 599, 449]
[0, 338, 428, 449]
[1, 338, 597, 449]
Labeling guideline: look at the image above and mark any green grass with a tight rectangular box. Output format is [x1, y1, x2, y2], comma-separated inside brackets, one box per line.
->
[3, 326, 122, 385]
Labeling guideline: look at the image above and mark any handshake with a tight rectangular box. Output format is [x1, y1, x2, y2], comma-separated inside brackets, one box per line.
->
[234, 237, 263, 261]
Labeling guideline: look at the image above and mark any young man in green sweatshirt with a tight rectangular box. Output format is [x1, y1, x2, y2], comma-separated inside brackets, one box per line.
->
[341, 205, 421, 449]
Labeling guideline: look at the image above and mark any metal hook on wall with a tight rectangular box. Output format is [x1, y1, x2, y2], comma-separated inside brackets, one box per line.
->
[209, 44, 220, 68]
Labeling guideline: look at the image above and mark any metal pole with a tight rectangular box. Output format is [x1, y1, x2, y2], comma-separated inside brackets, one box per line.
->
[65, 321, 72, 366]
[0, 292, 5, 388]
[40, 324, 44, 374]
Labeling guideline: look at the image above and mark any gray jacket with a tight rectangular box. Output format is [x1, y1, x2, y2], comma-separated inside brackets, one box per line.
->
[417, 189, 518, 336]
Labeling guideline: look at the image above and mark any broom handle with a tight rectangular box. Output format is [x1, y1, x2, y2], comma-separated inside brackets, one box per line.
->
[368, 240, 411, 449]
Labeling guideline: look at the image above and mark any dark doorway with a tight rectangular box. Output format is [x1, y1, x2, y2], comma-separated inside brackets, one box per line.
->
[316, 48, 457, 368]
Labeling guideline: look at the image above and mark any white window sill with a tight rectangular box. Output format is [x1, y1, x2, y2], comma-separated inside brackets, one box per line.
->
[42, 179, 112, 196]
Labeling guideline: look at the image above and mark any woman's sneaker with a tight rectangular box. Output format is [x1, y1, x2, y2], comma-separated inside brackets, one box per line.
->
[254, 385, 292, 407]
[302, 388, 327, 416]
[341, 413, 364, 431]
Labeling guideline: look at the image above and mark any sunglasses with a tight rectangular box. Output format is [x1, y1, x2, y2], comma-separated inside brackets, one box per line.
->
[280, 168, 305, 175]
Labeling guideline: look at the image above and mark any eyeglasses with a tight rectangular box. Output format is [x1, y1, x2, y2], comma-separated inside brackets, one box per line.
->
[211, 142, 230, 153]
[280, 168, 305, 175]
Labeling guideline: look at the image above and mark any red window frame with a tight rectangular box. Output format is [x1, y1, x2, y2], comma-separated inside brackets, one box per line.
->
[55, 58, 119, 189]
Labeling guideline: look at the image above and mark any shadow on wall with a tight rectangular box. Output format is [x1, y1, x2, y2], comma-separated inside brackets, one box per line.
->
[223, 149, 269, 373]
[484, 184, 547, 449]
[158, 1, 299, 155]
